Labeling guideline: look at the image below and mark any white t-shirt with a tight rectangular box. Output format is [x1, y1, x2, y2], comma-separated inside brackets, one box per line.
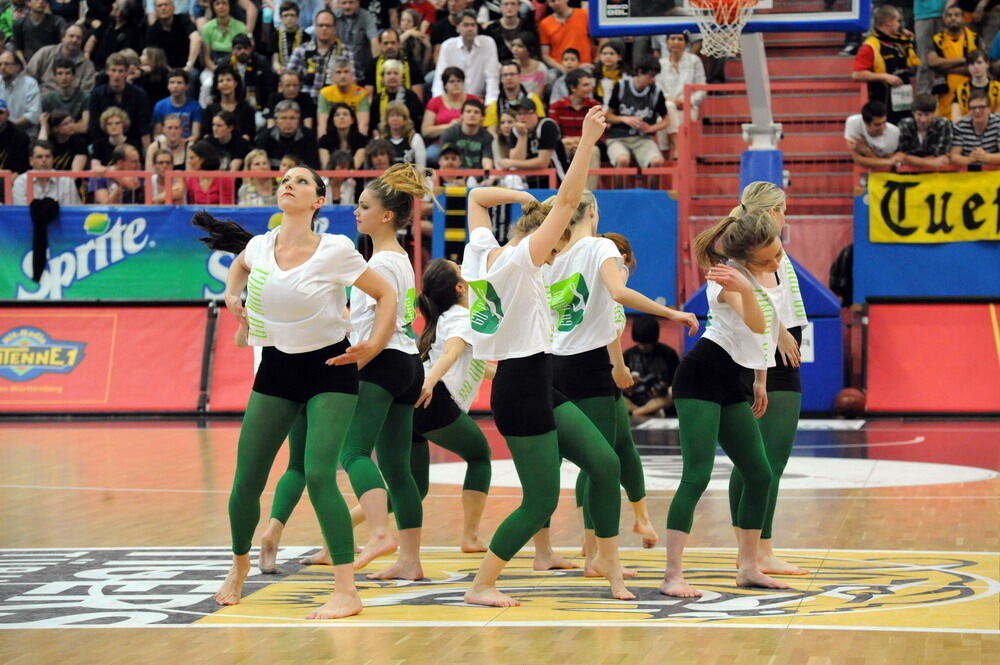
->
[350, 250, 419, 354]
[544, 236, 623, 356]
[844, 114, 900, 157]
[428, 304, 488, 412]
[243, 229, 367, 353]
[701, 263, 780, 370]
[776, 255, 809, 329]
[461, 226, 552, 361]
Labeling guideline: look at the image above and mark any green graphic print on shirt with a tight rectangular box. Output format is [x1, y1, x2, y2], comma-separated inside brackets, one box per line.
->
[548, 273, 590, 332]
[403, 287, 417, 339]
[469, 280, 504, 334]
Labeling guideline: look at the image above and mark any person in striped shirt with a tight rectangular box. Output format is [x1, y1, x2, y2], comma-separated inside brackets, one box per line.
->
[950, 89, 1000, 166]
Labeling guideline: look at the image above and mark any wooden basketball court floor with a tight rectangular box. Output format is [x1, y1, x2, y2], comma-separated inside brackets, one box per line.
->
[0, 418, 997, 665]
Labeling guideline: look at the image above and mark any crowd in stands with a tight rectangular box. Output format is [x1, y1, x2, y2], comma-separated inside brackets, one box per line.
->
[1, 1, 998, 205]
[848, 2, 1000, 171]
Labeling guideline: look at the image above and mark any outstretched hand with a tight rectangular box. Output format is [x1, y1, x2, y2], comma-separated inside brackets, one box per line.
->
[326, 340, 380, 368]
[580, 106, 608, 144]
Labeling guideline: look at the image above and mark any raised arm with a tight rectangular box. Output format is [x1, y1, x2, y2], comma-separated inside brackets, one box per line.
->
[467, 186, 536, 232]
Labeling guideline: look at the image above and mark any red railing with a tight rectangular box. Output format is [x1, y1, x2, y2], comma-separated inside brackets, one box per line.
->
[0, 170, 12, 202]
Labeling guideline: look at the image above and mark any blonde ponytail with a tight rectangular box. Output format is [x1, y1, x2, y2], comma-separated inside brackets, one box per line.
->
[728, 180, 786, 217]
[365, 162, 434, 230]
[693, 209, 778, 269]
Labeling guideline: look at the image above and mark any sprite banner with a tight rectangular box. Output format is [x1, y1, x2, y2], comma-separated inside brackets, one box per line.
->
[0, 206, 358, 300]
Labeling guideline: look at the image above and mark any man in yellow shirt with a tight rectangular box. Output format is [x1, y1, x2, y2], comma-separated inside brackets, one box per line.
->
[317, 56, 371, 134]
[928, 4, 983, 116]
[483, 60, 544, 133]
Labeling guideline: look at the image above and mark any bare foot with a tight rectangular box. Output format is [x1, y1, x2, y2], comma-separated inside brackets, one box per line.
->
[736, 568, 791, 590]
[214, 559, 250, 605]
[758, 555, 809, 576]
[460, 535, 488, 553]
[659, 575, 703, 598]
[258, 537, 281, 575]
[366, 559, 424, 581]
[532, 552, 579, 571]
[464, 585, 520, 607]
[633, 519, 659, 549]
[354, 533, 398, 570]
[590, 556, 637, 600]
[584, 560, 639, 578]
[304, 591, 363, 620]
[300, 548, 333, 566]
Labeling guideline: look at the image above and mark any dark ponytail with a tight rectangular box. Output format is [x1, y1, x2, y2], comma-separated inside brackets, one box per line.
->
[191, 211, 253, 254]
[416, 258, 462, 360]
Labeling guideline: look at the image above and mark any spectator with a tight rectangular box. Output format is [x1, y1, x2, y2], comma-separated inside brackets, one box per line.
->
[317, 56, 370, 135]
[656, 31, 707, 126]
[0, 98, 31, 175]
[333, 0, 378, 84]
[845, 100, 904, 169]
[226, 34, 274, 111]
[0, 50, 40, 137]
[430, 0, 467, 60]
[89, 105, 139, 167]
[39, 57, 87, 132]
[362, 135, 393, 169]
[184, 138, 234, 203]
[37, 107, 87, 170]
[605, 57, 669, 169]
[898, 92, 953, 168]
[622, 316, 680, 418]
[914, 0, 948, 94]
[548, 66, 600, 184]
[398, 7, 431, 72]
[853, 4, 921, 125]
[439, 97, 493, 169]
[594, 39, 627, 106]
[401, 0, 436, 29]
[203, 64, 256, 140]
[204, 108, 251, 169]
[508, 31, 547, 98]
[278, 152, 302, 171]
[267, 0, 322, 33]
[929, 4, 982, 116]
[285, 8, 354, 102]
[237, 147, 277, 204]
[324, 148, 357, 205]
[317, 101, 366, 167]
[254, 98, 319, 167]
[421, 66, 480, 162]
[538, 0, 593, 73]
[263, 71, 315, 129]
[368, 27, 424, 101]
[145, 112, 188, 170]
[150, 147, 185, 203]
[436, 142, 468, 185]
[13, 138, 79, 203]
[547, 47, 587, 105]
[48, 0, 84, 23]
[153, 68, 202, 138]
[477, 0, 532, 25]
[13, 0, 65, 66]
[25, 23, 94, 95]
[432, 10, 499, 104]
[362, 0, 401, 31]
[953, 49, 1000, 118]
[145, 0, 202, 72]
[369, 58, 424, 136]
[483, 0, 533, 61]
[88, 52, 152, 149]
[87, 0, 145, 71]
[89, 142, 145, 203]
[950, 88, 1000, 165]
[198, 0, 248, 98]
[484, 59, 544, 131]
[271, 1, 305, 77]
[134, 47, 172, 108]
[499, 97, 566, 186]
[379, 99, 425, 168]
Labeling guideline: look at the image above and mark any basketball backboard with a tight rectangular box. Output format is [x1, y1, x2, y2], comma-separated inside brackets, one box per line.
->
[590, 0, 871, 37]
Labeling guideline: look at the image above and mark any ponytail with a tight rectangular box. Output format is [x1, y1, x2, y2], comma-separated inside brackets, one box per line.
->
[365, 162, 433, 230]
[191, 211, 254, 254]
[728, 180, 785, 217]
[416, 258, 462, 360]
[693, 209, 777, 269]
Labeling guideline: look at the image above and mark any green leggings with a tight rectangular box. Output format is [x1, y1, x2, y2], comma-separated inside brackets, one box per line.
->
[729, 391, 801, 539]
[574, 394, 646, 529]
[229, 391, 356, 565]
[269, 410, 309, 525]
[554, 401, 621, 538]
[339, 381, 423, 531]
[666, 398, 773, 533]
[410, 413, 492, 498]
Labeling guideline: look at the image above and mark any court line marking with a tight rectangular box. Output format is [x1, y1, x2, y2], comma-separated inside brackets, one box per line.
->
[990, 304, 1000, 367]
[635, 438, 927, 449]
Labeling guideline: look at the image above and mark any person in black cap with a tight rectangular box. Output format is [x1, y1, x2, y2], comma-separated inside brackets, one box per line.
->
[497, 97, 567, 188]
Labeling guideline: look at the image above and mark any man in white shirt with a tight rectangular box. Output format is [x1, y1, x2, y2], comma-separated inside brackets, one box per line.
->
[13, 139, 81, 204]
[845, 100, 904, 169]
[432, 10, 500, 105]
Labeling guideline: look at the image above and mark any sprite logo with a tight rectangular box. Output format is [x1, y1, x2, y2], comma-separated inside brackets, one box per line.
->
[17, 214, 151, 300]
[548, 273, 589, 331]
[403, 287, 417, 339]
[469, 280, 504, 334]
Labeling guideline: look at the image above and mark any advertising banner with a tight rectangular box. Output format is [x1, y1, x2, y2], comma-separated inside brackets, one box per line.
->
[0, 206, 358, 301]
[868, 171, 1000, 243]
[0, 306, 205, 412]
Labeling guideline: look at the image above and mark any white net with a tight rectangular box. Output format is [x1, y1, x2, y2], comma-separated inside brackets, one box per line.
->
[689, 0, 758, 58]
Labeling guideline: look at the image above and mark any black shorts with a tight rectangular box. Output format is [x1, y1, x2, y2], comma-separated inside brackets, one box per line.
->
[359, 348, 424, 405]
[671, 338, 748, 406]
[552, 346, 618, 400]
[413, 381, 462, 434]
[492, 352, 555, 437]
[740, 325, 803, 395]
[253, 340, 359, 403]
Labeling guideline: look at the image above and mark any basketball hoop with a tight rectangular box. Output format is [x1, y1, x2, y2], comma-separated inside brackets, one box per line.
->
[689, 0, 758, 58]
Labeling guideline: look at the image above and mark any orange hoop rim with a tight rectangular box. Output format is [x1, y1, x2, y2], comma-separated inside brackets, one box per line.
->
[689, 0, 758, 25]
